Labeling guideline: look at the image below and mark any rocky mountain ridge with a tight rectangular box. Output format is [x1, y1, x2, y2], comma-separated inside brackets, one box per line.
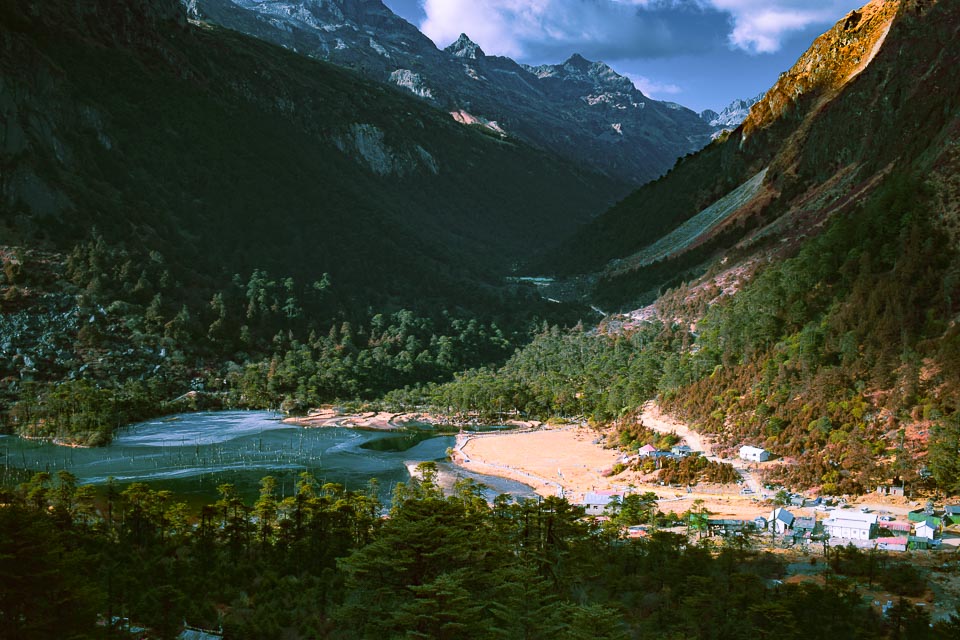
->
[700, 93, 764, 129]
[536, 0, 958, 310]
[182, 0, 718, 184]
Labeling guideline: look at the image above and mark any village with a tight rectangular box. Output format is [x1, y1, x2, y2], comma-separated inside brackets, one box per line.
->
[581, 475, 960, 554]
[452, 403, 960, 555]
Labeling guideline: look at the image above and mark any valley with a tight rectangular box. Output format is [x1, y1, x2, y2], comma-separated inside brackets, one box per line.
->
[1, 0, 960, 637]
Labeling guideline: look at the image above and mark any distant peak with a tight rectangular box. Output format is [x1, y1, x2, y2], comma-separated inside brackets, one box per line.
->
[563, 53, 592, 69]
[445, 33, 485, 59]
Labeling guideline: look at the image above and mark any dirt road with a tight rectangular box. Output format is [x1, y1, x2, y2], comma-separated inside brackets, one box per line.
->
[640, 401, 712, 456]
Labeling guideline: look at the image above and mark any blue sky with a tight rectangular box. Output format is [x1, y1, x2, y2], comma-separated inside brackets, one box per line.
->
[381, 0, 866, 112]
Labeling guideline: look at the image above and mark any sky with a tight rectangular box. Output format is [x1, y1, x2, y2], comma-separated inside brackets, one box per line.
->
[381, 0, 866, 113]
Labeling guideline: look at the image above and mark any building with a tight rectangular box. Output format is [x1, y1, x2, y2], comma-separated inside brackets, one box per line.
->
[914, 518, 938, 541]
[794, 516, 816, 533]
[180, 632, 222, 640]
[671, 444, 694, 457]
[707, 519, 754, 537]
[582, 491, 622, 516]
[880, 521, 911, 534]
[769, 507, 795, 535]
[876, 484, 905, 497]
[625, 525, 649, 539]
[908, 535, 932, 550]
[946, 505, 960, 524]
[638, 444, 658, 457]
[876, 537, 908, 552]
[823, 510, 878, 541]
[179, 626, 223, 640]
[908, 510, 928, 522]
[739, 446, 770, 462]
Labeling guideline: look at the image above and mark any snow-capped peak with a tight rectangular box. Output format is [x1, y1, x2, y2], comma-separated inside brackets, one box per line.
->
[445, 33, 485, 59]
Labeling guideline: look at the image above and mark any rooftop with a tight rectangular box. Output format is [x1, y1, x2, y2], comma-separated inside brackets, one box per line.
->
[825, 510, 878, 525]
[739, 445, 767, 453]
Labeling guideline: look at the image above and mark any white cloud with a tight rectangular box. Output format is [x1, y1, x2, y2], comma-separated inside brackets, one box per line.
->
[418, 0, 864, 59]
[625, 73, 683, 98]
[707, 0, 862, 53]
[419, 0, 722, 61]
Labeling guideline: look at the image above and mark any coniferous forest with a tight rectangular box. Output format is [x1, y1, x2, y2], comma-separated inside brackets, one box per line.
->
[2, 466, 957, 640]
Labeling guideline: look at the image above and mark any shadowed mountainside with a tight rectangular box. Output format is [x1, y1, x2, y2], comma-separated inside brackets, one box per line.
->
[0, 0, 622, 308]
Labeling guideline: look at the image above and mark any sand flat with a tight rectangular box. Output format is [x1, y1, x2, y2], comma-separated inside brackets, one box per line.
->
[454, 420, 776, 520]
[457, 426, 623, 499]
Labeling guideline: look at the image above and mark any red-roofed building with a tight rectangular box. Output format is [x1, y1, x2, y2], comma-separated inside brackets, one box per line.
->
[876, 537, 907, 551]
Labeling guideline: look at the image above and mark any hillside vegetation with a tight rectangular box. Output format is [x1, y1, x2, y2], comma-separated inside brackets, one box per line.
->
[3, 468, 954, 639]
[0, 0, 620, 441]
[398, 0, 960, 496]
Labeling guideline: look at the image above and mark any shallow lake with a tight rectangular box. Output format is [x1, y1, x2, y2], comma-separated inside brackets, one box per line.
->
[0, 411, 536, 505]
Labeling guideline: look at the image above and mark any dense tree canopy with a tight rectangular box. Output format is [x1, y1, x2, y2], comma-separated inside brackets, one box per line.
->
[1, 469, 955, 639]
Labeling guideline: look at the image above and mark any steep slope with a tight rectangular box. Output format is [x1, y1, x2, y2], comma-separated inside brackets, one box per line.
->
[422, 0, 960, 496]
[534, 0, 918, 302]
[579, 0, 960, 489]
[184, 0, 716, 184]
[0, 0, 619, 301]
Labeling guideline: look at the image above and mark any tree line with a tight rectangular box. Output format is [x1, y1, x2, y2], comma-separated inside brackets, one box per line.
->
[2, 467, 956, 639]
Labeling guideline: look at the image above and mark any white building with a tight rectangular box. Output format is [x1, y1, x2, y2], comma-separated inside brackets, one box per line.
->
[582, 491, 622, 516]
[769, 507, 795, 535]
[739, 446, 770, 462]
[914, 520, 938, 540]
[823, 510, 878, 541]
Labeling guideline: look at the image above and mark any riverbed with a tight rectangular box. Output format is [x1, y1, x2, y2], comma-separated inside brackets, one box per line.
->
[0, 411, 536, 504]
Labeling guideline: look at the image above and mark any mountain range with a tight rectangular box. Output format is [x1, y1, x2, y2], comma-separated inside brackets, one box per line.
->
[700, 94, 764, 130]
[0, 0, 621, 297]
[182, 0, 722, 184]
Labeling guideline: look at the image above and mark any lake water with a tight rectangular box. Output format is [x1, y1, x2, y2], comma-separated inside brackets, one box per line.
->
[0, 411, 536, 505]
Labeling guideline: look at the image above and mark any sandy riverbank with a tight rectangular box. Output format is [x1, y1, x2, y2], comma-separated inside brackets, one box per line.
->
[452, 404, 934, 522]
[453, 425, 768, 519]
[283, 409, 405, 430]
[453, 406, 784, 520]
